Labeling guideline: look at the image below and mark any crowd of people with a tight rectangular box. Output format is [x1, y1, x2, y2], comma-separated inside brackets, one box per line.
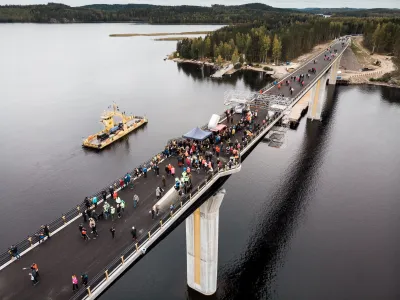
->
[6, 79, 272, 295]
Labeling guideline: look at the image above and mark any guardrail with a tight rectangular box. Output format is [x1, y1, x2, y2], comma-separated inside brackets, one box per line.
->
[0, 148, 168, 268]
[1, 39, 350, 297]
[70, 112, 280, 300]
[261, 38, 347, 95]
[72, 41, 352, 299]
[70, 161, 242, 300]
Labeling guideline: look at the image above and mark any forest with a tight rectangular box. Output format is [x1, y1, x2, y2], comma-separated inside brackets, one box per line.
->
[0, 3, 293, 23]
[1, 3, 399, 23]
[176, 17, 400, 65]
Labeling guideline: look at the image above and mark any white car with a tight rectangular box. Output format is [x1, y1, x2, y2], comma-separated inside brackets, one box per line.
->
[235, 104, 246, 114]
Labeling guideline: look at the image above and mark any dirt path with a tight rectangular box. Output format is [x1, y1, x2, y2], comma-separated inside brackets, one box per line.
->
[340, 37, 396, 84]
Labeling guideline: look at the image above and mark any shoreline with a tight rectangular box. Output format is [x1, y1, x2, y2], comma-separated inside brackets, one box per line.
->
[169, 38, 400, 88]
[110, 31, 212, 37]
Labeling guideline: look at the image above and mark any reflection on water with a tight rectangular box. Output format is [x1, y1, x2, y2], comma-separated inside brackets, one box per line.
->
[99, 84, 400, 300]
[380, 85, 400, 104]
[2, 23, 400, 300]
[217, 86, 339, 300]
[177, 63, 273, 91]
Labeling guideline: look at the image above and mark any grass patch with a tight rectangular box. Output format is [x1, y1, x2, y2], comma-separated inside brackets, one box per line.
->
[351, 40, 373, 67]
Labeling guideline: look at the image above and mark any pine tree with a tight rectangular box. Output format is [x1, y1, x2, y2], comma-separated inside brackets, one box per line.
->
[372, 23, 381, 53]
[204, 37, 211, 58]
[231, 48, 240, 64]
[260, 35, 271, 63]
[272, 34, 282, 64]
[216, 55, 223, 66]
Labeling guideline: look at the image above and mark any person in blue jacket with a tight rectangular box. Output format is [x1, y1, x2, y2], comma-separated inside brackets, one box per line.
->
[143, 166, 148, 178]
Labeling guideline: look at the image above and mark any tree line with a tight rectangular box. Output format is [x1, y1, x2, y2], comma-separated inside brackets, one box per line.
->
[362, 19, 400, 57]
[0, 3, 294, 23]
[176, 17, 400, 64]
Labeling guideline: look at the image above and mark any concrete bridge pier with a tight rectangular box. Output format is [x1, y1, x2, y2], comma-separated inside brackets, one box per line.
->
[186, 188, 226, 295]
[328, 56, 341, 85]
[308, 71, 330, 121]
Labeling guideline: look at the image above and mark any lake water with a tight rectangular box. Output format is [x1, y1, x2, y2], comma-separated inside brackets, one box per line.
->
[1, 24, 400, 300]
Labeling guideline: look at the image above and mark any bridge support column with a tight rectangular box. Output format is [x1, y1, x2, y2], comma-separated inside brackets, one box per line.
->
[328, 56, 341, 85]
[308, 72, 328, 121]
[186, 188, 226, 295]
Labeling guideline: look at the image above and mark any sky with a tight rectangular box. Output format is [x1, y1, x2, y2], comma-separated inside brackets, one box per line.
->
[0, 0, 398, 8]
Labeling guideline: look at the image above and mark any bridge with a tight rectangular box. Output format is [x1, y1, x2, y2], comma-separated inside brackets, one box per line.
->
[0, 38, 349, 300]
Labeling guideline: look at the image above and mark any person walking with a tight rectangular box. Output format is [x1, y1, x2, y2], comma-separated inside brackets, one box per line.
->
[36, 230, 45, 243]
[81, 227, 90, 241]
[165, 164, 169, 176]
[42, 225, 51, 240]
[103, 202, 110, 220]
[162, 175, 166, 188]
[120, 200, 125, 214]
[9, 245, 21, 260]
[155, 164, 160, 176]
[133, 194, 139, 208]
[89, 218, 98, 238]
[30, 271, 39, 286]
[143, 166, 148, 178]
[92, 196, 98, 209]
[110, 226, 115, 239]
[131, 226, 137, 241]
[110, 206, 116, 221]
[82, 209, 88, 222]
[31, 263, 39, 278]
[79, 223, 83, 234]
[171, 166, 175, 177]
[109, 186, 114, 196]
[72, 275, 79, 291]
[124, 173, 131, 187]
[150, 207, 155, 219]
[155, 205, 159, 216]
[81, 273, 88, 286]
[116, 204, 121, 219]
[102, 190, 107, 201]
[84, 197, 91, 209]
[155, 186, 164, 200]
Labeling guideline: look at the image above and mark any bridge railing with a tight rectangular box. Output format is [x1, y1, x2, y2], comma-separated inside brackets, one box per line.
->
[1, 40, 349, 269]
[0, 100, 267, 269]
[71, 118, 277, 300]
[70, 162, 241, 300]
[0, 146, 172, 268]
[289, 41, 349, 108]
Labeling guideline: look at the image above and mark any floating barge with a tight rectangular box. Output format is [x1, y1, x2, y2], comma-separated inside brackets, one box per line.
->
[83, 104, 147, 150]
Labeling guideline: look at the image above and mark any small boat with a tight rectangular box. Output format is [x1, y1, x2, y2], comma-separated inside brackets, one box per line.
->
[83, 103, 148, 150]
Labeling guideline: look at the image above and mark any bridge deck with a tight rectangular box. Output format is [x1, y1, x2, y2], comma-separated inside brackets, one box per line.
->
[0, 110, 267, 300]
[0, 39, 347, 300]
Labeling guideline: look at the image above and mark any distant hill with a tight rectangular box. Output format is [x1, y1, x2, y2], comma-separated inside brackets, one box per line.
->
[82, 4, 156, 10]
[298, 7, 400, 16]
[0, 2, 296, 23]
[0, 3, 398, 24]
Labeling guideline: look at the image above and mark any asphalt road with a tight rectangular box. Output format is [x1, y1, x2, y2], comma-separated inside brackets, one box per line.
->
[0, 39, 348, 300]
